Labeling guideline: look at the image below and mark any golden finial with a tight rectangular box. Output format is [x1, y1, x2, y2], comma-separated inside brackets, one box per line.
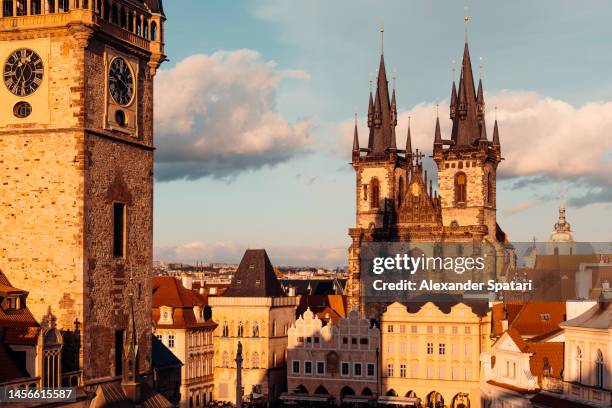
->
[354, 112, 358, 125]
[464, 4, 470, 43]
[494, 105, 498, 120]
[392, 68, 397, 90]
[408, 115, 411, 128]
[369, 78, 373, 93]
[380, 27, 385, 55]
[436, 102, 439, 117]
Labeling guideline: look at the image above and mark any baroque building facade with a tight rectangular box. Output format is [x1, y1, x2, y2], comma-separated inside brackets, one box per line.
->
[347, 36, 506, 313]
[0, 0, 165, 387]
[379, 301, 490, 408]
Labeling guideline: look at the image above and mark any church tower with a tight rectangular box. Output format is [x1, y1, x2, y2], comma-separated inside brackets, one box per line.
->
[0, 0, 165, 384]
[432, 39, 502, 241]
[348, 38, 410, 311]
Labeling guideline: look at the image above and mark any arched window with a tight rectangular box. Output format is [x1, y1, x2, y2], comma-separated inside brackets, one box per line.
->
[96, 0, 101, 14]
[398, 176, 404, 207]
[119, 7, 126, 29]
[143, 18, 149, 39]
[271, 320, 276, 337]
[58, 0, 68, 12]
[221, 351, 229, 368]
[237, 321, 244, 337]
[370, 178, 380, 209]
[111, 4, 118, 24]
[252, 352, 259, 369]
[103, 0, 109, 19]
[31, 0, 42, 14]
[252, 322, 260, 337]
[575, 347, 583, 382]
[455, 172, 467, 204]
[221, 321, 229, 337]
[136, 15, 142, 35]
[151, 21, 158, 41]
[128, 11, 134, 32]
[595, 349, 604, 388]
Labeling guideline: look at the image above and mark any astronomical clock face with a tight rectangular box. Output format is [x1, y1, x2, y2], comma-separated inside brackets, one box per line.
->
[3, 48, 44, 97]
[410, 182, 421, 196]
[108, 57, 134, 106]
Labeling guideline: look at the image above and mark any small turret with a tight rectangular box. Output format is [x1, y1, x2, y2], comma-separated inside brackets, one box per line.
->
[450, 81, 458, 119]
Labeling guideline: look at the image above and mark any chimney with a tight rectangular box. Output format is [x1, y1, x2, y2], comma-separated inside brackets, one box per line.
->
[181, 275, 193, 290]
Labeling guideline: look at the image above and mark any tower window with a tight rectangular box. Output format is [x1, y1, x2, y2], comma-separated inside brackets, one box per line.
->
[455, 172, 467, 204]
[13, 102, 32, 118]
[398, 176, 404, 206]
[487, 172, 494, 205]
[113, 202, 126, 258]
[115, 110, 127, 127]
[370, 178, 380, 209]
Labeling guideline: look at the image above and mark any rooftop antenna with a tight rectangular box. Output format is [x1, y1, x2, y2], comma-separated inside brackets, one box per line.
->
[380, 27, 385, 55]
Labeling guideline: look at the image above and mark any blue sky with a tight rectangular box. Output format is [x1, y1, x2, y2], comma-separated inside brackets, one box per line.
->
[153, 1, 612, 266]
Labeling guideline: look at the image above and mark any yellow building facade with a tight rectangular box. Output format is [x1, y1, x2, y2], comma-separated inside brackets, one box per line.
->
[380, 301, 491, 408]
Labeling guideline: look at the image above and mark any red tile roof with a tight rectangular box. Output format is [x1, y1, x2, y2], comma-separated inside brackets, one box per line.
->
[0, 270, 40, 346]
[508, 302, 566, 337]
[152, 277, 217, 330]
[0, 344, 31, 383]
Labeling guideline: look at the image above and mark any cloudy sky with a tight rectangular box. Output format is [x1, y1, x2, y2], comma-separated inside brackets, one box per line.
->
[154, 1, 612, 266]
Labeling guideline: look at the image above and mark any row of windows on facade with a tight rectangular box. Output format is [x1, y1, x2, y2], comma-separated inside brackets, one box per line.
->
[386, 363, 473, 381]
[187, 355, 213, 379]
[188, 390, 213, 408]
[574, 347, 606, 389]
[0, 0, 159, 42]
[386, 341, 473, 356]
[386, 324, 474, 335]
[220, 320, 287, 338]
[219, 351, 272, 369]
[364, 170, 493, 210]
[187, 331, 213, 348]
[296, 335, 370, 346]
[291, 360, 376, 378]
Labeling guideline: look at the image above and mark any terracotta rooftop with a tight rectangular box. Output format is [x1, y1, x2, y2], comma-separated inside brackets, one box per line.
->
[0, 344, 31, 383]
[0, 270, 40, 345]
[507, 302, 566, 337]
[152, 277, 216, 330]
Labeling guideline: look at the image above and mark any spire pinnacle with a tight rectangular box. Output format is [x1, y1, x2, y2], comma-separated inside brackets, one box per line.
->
[353, 114, 360, 152]
[406, 115, 412, 154]
[493, 117, 500, 147]
[434, 115, 442, 145]
[380, 27, 384, 55]
[464, 6, 470, 43]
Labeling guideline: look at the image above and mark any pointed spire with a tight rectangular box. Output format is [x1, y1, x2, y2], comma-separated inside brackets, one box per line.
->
[450, 81, 458, 119]
[405, 116, 412, 154]
[434, 115, 442, 145]
[367, 39, 395, 155]
[450, 38, 481, 148]
[479, 121, 488, 141]
[493, 118, 500, 147]
[367, 84, 374, 127]
[477, 77, 485, 118]
[352, 114, 360, 151]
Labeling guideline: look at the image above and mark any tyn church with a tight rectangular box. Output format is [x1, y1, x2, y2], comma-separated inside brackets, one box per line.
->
[347, 34, 507, 313]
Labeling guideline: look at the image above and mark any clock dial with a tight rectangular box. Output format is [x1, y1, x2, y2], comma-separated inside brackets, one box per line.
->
[108, 57, 134, 106]
[3, 48, 44, 97]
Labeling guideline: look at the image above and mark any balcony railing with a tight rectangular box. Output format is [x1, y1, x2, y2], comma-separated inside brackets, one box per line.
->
[541, 377, 611, 406]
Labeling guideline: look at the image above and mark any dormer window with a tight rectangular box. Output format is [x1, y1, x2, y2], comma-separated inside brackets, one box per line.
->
[3, 296, 20, 311]
[158, 306, 173, 325]
[193, 305, 203, 323]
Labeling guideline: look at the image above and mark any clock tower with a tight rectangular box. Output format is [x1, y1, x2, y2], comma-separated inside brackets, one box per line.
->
[0, 0, 165, 384]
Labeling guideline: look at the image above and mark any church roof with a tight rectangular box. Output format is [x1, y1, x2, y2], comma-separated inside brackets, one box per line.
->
[223, 249, 285, 297]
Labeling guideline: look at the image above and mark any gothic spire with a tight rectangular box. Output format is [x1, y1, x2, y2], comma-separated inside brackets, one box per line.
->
[450, 41, 481, 149]
[352, 115, 360, 152]
[367, 49, 395, 155]
[367, 87, 374, 127]
[434, 115, 442, 145]
[406, 116, 413, 154]
[450, 81, 457, 119]
[492, 118, 500, 146]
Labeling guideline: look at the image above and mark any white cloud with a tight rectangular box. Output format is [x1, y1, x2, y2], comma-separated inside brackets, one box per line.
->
[155, 241, 346, 267]
[154, 50, 313, 181]
[336, 91, 612, 204]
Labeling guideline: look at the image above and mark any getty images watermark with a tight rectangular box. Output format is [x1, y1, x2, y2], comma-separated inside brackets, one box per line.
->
[359, 241, 610, 302]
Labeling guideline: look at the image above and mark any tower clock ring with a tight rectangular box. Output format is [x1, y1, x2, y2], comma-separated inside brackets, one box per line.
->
[3, 48, 44, 97]
[108, 57, 135, 107]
